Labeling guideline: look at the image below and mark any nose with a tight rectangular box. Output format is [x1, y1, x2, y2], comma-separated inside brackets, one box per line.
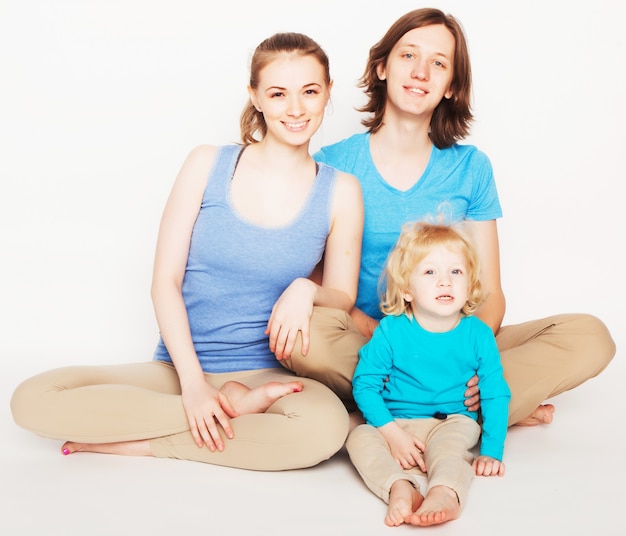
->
[437, 275, 451, 287]
[286, 95, 305, 117]
[411, 60, 429, 81]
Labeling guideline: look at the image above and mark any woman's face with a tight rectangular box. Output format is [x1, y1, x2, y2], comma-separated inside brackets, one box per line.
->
[249, 52, 331, 148]
[377, 24, 455, 120]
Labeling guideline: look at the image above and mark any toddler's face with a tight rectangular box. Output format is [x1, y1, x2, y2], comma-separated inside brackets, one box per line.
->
[403, 244, 469, 323]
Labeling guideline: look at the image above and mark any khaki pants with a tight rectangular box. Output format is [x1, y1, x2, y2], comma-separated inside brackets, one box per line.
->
[10, 362, 349, 471]
[346, 415, 481, 508]
[281, 307, 616, 425]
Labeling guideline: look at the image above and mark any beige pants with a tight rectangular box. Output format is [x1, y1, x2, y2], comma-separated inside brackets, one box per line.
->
[281, 307, 616, 424]
[10, 362, 349, 471]
[346, 416, 481, 508]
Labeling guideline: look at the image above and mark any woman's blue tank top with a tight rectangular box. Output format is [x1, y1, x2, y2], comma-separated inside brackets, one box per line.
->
[154, 144, 337, 372]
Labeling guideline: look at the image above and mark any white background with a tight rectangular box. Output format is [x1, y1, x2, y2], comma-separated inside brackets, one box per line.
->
[1, 0, 624, 380]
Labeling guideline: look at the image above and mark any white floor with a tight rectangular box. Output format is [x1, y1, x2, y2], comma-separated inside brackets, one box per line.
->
[1, 338, 624, 536]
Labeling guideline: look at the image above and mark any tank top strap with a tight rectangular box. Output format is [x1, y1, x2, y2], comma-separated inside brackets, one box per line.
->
[202, 144, 245, 203]
[295, 162, 336, 231]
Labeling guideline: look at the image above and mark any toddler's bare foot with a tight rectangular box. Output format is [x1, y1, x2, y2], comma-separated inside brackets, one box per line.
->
[221, 380, 303, 415]
[61, 439, 152, 457]
[408, 485, 460, 526]
[515, 404, 555, 426]
[385, 480, 424, 527]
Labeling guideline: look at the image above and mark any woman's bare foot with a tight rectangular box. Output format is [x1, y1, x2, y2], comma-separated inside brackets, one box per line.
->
[385, 479, 424, 527]
[61, 439, 152, 457]
[515, 404, 555, 427]
[408, 485, 460, 526]
[220, 380, 303, 415]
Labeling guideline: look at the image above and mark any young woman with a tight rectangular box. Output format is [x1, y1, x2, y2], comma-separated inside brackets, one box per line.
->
[11, 32, 364, 470]
[280, 8, 615, 426]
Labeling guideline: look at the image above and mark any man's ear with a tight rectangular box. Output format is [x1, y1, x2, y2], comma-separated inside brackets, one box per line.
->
[376, 62, 387, 81]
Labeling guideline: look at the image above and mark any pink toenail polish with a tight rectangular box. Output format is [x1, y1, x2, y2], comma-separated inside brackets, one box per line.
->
[62, 448, 70, 455]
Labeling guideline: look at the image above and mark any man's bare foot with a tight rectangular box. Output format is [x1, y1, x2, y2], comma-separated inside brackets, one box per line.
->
[515, 404, 555, 427]
[385, 479, 424, 527]
[61, 439, 152, 457]
[408, 485, 460, 526]
[221, 380, 303, 415]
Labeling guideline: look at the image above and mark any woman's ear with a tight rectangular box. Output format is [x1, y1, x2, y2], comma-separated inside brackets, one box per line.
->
[248, 86, 261, 112]
[325, 79, 334, 104]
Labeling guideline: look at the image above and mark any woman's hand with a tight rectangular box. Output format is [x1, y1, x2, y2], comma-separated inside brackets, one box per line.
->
[267, 278, 317, 360]
[181, 380, 239, 451]
[379, 421, 427, 472]
[464, 374, 480, 412]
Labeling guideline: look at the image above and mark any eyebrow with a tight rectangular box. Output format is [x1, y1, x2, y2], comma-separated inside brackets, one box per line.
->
[400, 43, 451, 60]
[265, 82, 322, 91]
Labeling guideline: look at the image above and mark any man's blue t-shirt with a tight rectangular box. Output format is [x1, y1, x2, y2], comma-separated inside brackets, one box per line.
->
[315, 132, 502, 319]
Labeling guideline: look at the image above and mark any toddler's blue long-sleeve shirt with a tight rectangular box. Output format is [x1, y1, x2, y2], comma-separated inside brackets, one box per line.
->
[353, 314, 511, 460]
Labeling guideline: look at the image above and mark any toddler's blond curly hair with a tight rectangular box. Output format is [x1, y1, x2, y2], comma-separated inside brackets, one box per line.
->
[380, 221, 486, 318]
